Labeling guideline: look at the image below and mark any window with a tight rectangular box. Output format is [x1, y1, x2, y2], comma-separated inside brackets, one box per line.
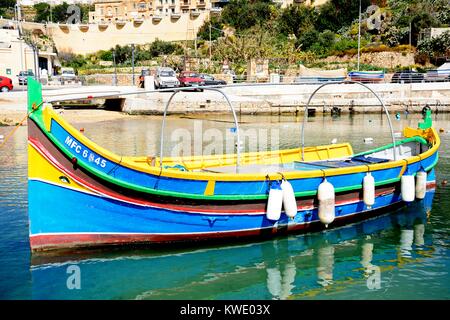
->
[160, 71, 175, 77]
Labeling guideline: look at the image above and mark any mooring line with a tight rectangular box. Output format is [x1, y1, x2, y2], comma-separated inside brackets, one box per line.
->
[0, 102, 42, 149]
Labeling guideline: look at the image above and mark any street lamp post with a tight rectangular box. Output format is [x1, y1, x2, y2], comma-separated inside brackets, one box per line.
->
[131, 44, 135, 86]
[357, 0, 362, 71]
[209, 22, 212, 69]
[113, 51, 117, 86]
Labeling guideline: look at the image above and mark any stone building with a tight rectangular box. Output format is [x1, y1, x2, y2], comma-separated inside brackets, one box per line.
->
[275, 0, 329, 8]
[89, 0, 217, 23]
[0, 28, 36, 83]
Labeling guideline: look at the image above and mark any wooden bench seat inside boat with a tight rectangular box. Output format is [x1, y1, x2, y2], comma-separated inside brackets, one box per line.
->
[196, 136, 429, 174]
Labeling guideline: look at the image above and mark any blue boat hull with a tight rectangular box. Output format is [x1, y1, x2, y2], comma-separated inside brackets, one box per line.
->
[28, 169, 436, 250]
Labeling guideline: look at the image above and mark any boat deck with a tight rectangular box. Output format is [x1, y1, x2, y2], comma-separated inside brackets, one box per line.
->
[200, 155, 390, 174]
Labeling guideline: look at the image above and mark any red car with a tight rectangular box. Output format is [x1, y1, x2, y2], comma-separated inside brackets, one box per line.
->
[0, 76, 13, 92]
[178, 71, 204, 91]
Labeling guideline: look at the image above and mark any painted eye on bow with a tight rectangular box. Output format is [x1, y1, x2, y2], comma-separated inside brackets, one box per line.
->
[59, 176, 70, 184]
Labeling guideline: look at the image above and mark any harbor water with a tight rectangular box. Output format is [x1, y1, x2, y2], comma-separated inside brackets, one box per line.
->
[0, 112, 449, 299]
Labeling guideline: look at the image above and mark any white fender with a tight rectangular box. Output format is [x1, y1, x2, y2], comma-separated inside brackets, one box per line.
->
[400, 229, 414, 258]
[415, 171, 427, 200]
[401, 175, 415, 202]
[414, 224, 425, 246]
[318, 179, 335, 227]
[363, 172, 375, 207]
[281, 180, 297, 218]
[266, 268, 282, 298]
[266, 181, 283, 221]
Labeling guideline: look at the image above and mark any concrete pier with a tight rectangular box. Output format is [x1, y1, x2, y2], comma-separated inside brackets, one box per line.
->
[122, 82, 450, 115]
[1, 82, 449, 116]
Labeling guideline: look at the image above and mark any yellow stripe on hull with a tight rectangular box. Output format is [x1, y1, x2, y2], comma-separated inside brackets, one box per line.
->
[28, 142, 91, 194]
[38, 104, 441, 182]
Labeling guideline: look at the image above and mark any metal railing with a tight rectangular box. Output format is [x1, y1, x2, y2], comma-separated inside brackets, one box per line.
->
[300, 81, 397, 161]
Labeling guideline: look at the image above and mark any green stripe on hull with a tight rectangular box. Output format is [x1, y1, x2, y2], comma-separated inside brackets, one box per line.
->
[26, 78, 438, 202]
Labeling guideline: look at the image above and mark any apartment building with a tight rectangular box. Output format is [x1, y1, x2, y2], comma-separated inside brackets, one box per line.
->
[277, 0, 329, 8]
[88, 0, 328, 23]
[89, 0, 216, 23]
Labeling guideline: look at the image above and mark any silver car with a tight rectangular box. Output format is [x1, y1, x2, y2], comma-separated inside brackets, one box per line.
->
[17, 70, 34, 85]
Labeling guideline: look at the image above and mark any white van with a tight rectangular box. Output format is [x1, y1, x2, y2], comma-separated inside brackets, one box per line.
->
[155, 67, 179, 89]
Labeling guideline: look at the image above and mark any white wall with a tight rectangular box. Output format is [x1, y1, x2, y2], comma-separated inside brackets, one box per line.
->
[0, 29, 35, 84]
[46, 13, 209, 55]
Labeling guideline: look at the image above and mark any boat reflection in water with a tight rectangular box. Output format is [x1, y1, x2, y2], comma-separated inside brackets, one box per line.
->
[31, 191, 435, 300]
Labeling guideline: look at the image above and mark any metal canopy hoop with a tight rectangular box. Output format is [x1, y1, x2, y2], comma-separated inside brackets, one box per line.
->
[159, 88, 241, 172]
[301, 80, 397, 161]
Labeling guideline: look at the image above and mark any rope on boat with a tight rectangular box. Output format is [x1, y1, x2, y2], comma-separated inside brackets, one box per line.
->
[0, 101, 42, 149]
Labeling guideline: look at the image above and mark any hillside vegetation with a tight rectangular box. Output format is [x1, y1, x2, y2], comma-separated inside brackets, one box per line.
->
[25, 0, 449, 74]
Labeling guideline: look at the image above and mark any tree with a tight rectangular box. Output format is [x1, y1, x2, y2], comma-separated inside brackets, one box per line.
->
[197, 16, 223, 41]
[315, 0, 371, 32]
[33, 2, 91, 23]
[52, 2, 69, 23]
[34, 3, 51, 23]
[0, 0, 16, 19]
[220, 0, 274, 31]
[417, 31, 450, 60]
[298, 29, 320, 51]
[148, 39, 179, 57]
[58, 51, 87, 69]
[277, 4, 316, 38]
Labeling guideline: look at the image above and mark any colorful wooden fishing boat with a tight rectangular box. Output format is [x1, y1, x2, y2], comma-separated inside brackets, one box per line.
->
[27, 78, 440, 252]
[348, 70, 385, 83]
[30, 190, 434, 299]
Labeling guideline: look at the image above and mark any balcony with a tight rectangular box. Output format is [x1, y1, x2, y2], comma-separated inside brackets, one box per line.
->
[210, 7, 222, 14]
[180, 1, 191, 7]
[78, 24, 89, 32]
[94, 0, 122, 3]
[170, 12, 181, 19]
[115, 19, 126, 26]
[152, 15, 162, 22]
[190, 10, 200, 17]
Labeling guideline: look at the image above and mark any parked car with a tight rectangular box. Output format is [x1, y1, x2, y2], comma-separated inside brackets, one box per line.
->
[424, 63, 450, 82]
[178, 71, 204, 90]
[391, 70, 424, 83]
[424, 71, 450, 82]
[0, 76, 13, 92]
[199, 74, 227, 86]
[17, 70, 34, 85]
[138, 68, 151, 88]
[154, 67, 180, 89]
[223, 69, 237, 83]
[60, 67, 77, 82]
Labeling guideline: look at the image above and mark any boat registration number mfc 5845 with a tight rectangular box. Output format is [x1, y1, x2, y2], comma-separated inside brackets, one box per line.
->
[64, 135, 107, 168]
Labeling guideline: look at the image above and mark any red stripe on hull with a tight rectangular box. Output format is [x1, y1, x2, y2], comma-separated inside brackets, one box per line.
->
[29, 196, 421, 252]
[28, 137, 408, 215]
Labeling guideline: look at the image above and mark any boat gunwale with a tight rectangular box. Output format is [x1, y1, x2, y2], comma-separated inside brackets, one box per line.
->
[32, 104, 440, 182]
